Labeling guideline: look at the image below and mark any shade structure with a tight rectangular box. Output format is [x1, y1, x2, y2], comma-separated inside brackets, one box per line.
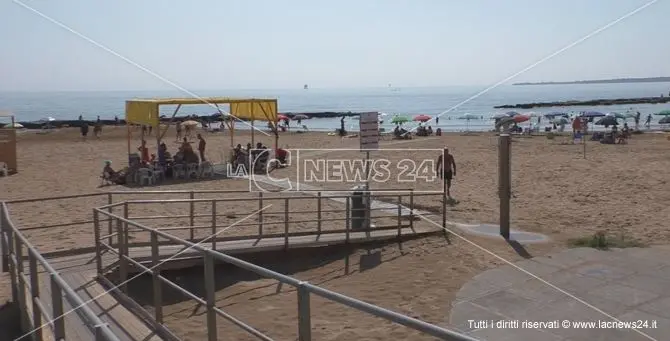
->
[458, 113, 479, 120]
[505, 111, 520, 117]
[552, 117, 569, 125]
[606, 112, 626, 119]
[513, 115, 530, 123]
[492, 113, 508, 119]
[292, 114, 309, 120]
[413, 114, 432, 122]
[595, 116, 619, 126]
[659, 116, 670, 124]
[392, 115, 410, 124]
[581, 111, 605, 118]
[124, 97, 280, 164]
[544, 111, 568, 118]
[277, 114, 289, 121]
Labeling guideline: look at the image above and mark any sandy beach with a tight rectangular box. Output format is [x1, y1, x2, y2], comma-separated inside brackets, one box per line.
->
[1, 125, 670, 340]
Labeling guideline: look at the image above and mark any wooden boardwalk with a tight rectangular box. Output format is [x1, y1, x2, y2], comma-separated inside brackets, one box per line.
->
[22, 226, 441, 341]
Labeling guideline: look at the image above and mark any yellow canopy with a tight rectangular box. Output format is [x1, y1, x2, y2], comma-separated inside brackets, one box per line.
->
[125, 97, 278, 126]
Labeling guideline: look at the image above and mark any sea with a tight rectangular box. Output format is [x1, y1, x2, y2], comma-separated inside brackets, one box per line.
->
[1, 83, 670, 132]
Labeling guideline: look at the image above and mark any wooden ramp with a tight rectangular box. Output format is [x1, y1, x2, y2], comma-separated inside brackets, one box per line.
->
[24, 226, 440, 341]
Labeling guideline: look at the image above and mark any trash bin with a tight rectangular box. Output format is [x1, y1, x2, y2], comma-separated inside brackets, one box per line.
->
[351, 185, 369, 230]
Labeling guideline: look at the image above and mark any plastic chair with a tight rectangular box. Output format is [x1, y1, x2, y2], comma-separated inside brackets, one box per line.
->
[0, 162, 8, 177]
[172, 164, 186, 179]
[200, 161, 214, 178]
[187, 163, 199, 178]
[138, 168, 155, 186]
[152, 165, 165, 182]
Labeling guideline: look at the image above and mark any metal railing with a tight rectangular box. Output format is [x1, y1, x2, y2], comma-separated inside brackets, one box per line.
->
[93, 203, 479, 341]
[0, 201, 120, 341]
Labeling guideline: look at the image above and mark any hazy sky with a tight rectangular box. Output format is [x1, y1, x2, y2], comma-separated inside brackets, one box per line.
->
[2, 0, 668, 91]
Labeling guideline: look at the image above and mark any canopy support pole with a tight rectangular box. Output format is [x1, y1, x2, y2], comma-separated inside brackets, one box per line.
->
[251, 103, 255, 147]
[158, 104, 182, 141]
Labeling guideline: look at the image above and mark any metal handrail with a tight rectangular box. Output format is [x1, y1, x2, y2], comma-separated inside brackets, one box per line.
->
[94, 207, 478, 341]
[1, 202, 120, 341]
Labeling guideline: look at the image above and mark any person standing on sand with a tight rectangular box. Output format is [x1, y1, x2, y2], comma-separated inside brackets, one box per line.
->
[436, 148, 457, 198]
[197, 134, 207, 162]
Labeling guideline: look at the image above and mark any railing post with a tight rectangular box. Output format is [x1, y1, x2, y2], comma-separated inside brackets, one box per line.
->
[51, 274, 65, 340]
[93, 209, 102, 275]
[29, 251, 42, 341]
[284, 198, 289, 250]
[0, 204, 7, 273]
[316, 192, 322, 234]
[116, 218, 128, 293]
[297, 282, 312, 341]
[397, 195, 402, 237]
[151, 231, 163, 323]
[258, 192, 263, 237]
[107, 193, 113, 246]
[409, 190, 414, 231]
[345, 197, 350, 244]
[123, 202, 130, 250]
[7, 229, 18, 305]
[204, 253, 218, 341]
[14, 237, 27, 332]
[189, 191, 195, 240]
[211, 200, 217, 251]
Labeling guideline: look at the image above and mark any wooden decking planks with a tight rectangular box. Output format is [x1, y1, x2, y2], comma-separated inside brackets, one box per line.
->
[64, 271, 163, 341]
[20, 226, 440, 341]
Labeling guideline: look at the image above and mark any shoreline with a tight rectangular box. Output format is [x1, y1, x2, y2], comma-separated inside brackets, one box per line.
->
[495, 96, 670, 109]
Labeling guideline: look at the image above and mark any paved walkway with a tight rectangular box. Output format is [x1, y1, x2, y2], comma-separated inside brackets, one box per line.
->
[450, 246, 670, 341]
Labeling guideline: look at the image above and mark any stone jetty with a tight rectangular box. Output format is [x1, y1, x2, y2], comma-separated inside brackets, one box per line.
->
[495, 96, 670, 109]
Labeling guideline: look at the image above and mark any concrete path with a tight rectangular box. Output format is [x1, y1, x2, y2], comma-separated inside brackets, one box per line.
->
[450, 246, 670, 341]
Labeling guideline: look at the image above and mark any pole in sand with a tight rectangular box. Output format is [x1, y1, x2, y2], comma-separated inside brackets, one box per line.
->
[498, 134, 511, 240]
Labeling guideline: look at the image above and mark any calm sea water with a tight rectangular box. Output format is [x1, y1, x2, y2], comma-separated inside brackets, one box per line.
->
[1, 83, 669, 132]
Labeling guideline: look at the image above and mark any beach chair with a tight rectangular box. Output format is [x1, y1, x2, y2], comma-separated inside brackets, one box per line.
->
[0, 162, 8, 177]
[100, 171, 113, 186]
[173, 164, 186, 179]
[187, 163, 199, 178]
[137, 168, 155, 186]
[200, 161, 214, 178]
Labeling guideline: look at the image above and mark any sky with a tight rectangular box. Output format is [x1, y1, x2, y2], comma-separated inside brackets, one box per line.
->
[1, 0, 669, 91]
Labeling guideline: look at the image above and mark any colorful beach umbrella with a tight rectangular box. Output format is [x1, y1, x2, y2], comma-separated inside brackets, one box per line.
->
[513, 115, 530, 123]
[581, 111, 605, 118]
[491, 113, 509, 119]
[655, 110, 670, 116]
[458, 113, 479, 120]
[412, 114, 432, 122]
[606, 112, 626, 119]
[292, 114, 309, 120]
[544, 112, 568, 118]
[277, 114, 289, 121]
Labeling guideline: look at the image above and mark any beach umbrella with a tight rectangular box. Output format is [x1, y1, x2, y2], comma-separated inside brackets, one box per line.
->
[491, 113, 508, 119]
[655, 110, 670, 116]
[623, 112, 637, 118]
[552, 117, 569, 125]
[412, 114, 432, 122]
[525, 112, 541, 118]
[392, 115, 410, 124]
[581, 111, 605, 118]
[182, 120, 199, 127]
[458, 113, 479, 120]
[495, 117, 515, 130]
[595, 116, 618, 126]
[606, 112, 626, 119]
[6, 122, 24, 129]
[292, 114, 309, 120]
[277, 114, 289, 121]
[513, 115, 530, 123]
[659, 117, 670, 124]
[505, 111, 520, 117]
[544, 111, 568, 118]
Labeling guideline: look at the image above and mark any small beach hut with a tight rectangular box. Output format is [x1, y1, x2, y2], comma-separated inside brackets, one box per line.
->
[0, 111, 18, 174]
[125, 97, 279, 165]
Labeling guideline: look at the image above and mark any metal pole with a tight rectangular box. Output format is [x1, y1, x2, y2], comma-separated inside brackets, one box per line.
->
[211, 200, 217, 250]
[151, 231, 163, 323]
[258, 192, 263, 237]
[0, 204, 7, 273]
[29, 251, 42, 341]
[51, 274, 66, 340]
[498, 134, 511, 239]
[204, 253, 218, 341]
[117, 219, 128, 293]
[316, 192, 322, 234]
[442, 148, 447, 229]
[364, 150, 371, 229]
[189, 191, 195, 240]
[93, 209, 102, 275]
[297, 282, 312, 341]
[284, 198, 289, 250]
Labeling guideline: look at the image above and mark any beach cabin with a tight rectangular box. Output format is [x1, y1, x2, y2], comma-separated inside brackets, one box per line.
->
[0, 111, 17, 174]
